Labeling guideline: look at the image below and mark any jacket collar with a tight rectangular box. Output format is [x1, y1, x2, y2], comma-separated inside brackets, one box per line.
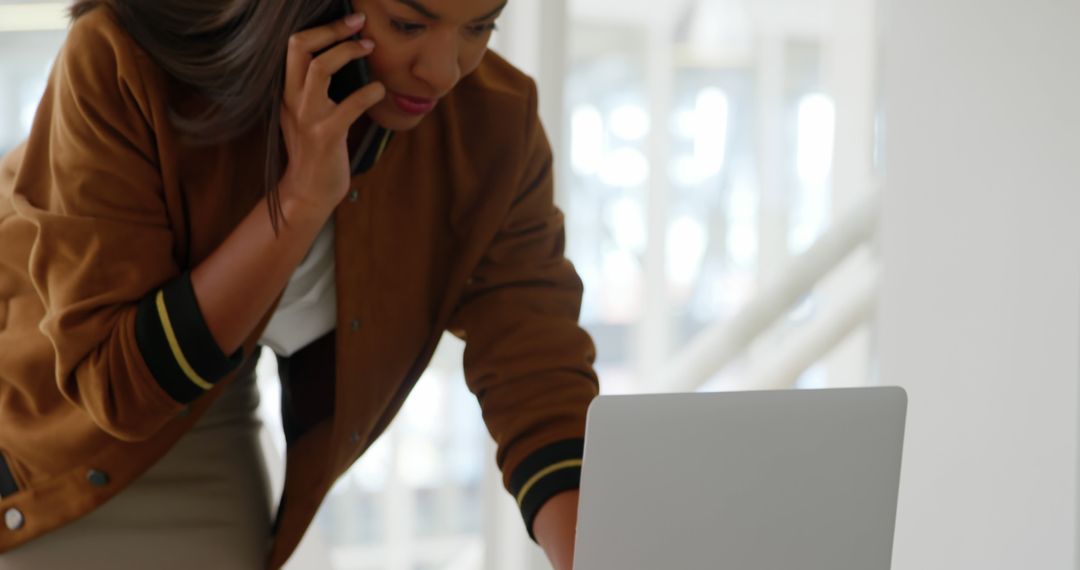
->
[350, 122, 394, 175]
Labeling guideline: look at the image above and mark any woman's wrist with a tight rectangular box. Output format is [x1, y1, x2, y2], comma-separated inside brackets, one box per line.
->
[277, 174, 339, 229]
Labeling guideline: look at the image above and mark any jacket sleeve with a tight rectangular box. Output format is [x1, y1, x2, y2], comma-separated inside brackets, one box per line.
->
[449, 81, 600, 540]
[8, 13, 242, 442]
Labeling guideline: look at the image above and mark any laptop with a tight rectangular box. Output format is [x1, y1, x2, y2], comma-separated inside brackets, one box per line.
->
[573, 387, 907, 570]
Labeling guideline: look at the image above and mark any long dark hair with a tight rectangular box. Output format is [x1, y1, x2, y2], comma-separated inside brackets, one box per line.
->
[69, 0, 339, 229]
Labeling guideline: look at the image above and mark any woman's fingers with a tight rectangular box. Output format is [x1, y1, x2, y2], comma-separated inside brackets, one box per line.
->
[284, 13, 367, 106]
[332, 81, 387, 127]
[304, 39, 375, 96]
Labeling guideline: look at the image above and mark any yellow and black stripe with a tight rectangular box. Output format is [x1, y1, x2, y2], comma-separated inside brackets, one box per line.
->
[134, 272, 244, 403]
[508, 439, 585, 540]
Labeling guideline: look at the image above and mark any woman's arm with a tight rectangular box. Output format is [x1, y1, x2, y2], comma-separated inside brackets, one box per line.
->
[189, 183, 330, 357]
[448, 78, 599, 555]
[193, 15, 385, 355]
[11, 11, 382, 441]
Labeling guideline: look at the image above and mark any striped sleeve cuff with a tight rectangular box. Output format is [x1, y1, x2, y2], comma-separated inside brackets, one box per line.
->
[134, 272, 244, 403]
[508, 439, 584, 541]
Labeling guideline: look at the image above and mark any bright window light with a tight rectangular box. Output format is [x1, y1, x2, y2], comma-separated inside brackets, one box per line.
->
[671, 87, 730, 186]
[609, 104, 650, 141]
[693, 88, 729, 169]
[400, 436, 440, 487]
[727, 176, 759, 268]
[347, 435, 391, 492]
[796, 93, 836, 185]
[571, 104, 604, 177]
[673, 109, 698, 138]
[666, 216, 708, 288]
[671, 156, 717, 187]
[18, 79, 46, 135]
[605, 196, 647, 253]
[598, 147, 649, 188]
[791, 93, 836, 254]
[600, 249, 642, 323]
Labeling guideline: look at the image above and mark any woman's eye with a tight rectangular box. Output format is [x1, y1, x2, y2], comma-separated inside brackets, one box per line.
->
[468, 23, 497, 36]
[390, 20, 424, 34]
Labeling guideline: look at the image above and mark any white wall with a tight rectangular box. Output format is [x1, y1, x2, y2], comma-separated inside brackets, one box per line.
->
[879, 0, 1080, 569]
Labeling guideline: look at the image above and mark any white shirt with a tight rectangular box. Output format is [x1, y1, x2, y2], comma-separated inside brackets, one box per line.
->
[259, 220, 337, 356]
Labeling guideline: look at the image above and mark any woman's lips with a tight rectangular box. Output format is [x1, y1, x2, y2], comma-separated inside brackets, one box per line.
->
[391, 92, 436, 115]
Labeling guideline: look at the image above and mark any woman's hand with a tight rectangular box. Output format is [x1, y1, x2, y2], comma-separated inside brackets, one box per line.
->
[279, 13, 386, 219]
[533, 490, 581, 570]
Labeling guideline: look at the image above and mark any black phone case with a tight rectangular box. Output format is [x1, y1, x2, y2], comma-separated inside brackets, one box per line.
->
[325, 0, 372, 103]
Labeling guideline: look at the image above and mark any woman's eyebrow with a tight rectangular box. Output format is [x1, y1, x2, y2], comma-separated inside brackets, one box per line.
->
[472, 0, 508, 21]
[394, 0, 509, 22]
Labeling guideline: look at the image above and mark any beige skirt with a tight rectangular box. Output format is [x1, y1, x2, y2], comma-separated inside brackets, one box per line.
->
[0, 372, 274, 569]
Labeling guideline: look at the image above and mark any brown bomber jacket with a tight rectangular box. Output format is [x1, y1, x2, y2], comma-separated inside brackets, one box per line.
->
[0, 6, 599, 567]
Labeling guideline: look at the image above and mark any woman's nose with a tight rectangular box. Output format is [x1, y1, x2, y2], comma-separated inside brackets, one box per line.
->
[413, 35, 461, 96]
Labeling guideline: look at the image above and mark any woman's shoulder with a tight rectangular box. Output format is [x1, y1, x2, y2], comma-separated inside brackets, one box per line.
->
[456, 50, 539, 105]
[23, 3, 187, 163]
[436, 50, 542, 145]
[64, 4, 149, 72]
[57, 5, 169, 116]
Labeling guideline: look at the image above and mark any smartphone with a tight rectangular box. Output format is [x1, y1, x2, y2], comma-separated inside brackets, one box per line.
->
[324, 0, 372, 103]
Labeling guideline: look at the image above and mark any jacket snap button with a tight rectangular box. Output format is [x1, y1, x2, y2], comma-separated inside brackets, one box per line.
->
[4, 508, 23, 530]
[350, 319, 361, 331]
[86, 470, 110, 487]
[347, 189, 360, 202]
[350, 430, 361, 444]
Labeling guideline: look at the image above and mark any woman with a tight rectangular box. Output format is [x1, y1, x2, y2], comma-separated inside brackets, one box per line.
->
[0, 0, 599, 568]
